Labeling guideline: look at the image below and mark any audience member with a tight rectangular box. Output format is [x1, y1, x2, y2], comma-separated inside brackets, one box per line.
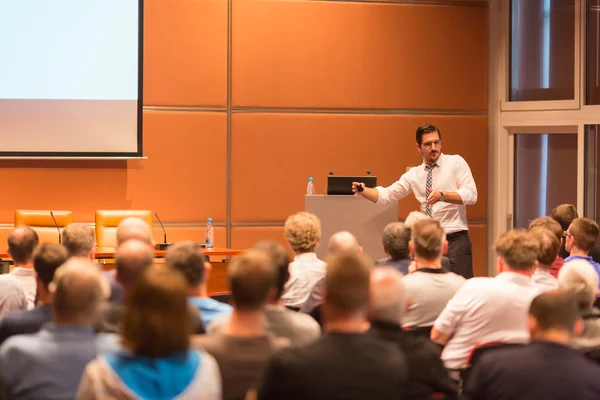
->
[209, 241, 320, 346]
[95, 240, 154, 333]
[255, 252, 407, 400]
[78, 267, 221, 400]
[0, 276, 26, 319]
[327, 231, 362, 254]
[368, 267, 458, 399]
[115, 217, 154, 248]
[529, 216, 565, 277]
[465, 290, 600, 400]
[558, 260, 600, 350]
[529, 227, 560, 291]
[0, 243, 68, 346]
[281, 212, 326, 310]
[62, 223, 95, 259]
[374, 222, 412, 274]
[402, 219, 465, 329]
[166, 241, 232, 327]
[6, 226, 39, 309]
[563, 217, 600, 287]
[194, 250, 288, 400]
[552, 204, 600, 262]
[431, 229, 540, 369]
[0, 258, 115, 400]
[402, 211, 452, 271]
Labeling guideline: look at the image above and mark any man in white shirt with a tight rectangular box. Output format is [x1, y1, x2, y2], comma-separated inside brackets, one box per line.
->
[6, 226, 39, 309]
[352, 124, 477, 278]
[529, 226, 560, 291]
[430, 229, 540, 370]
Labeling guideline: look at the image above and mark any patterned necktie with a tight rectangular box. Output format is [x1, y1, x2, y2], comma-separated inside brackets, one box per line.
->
[425, 163, 436, 216]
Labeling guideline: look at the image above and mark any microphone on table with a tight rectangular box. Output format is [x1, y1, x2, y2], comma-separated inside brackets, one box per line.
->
[49, 212, 61, 244]
[154, 213, 171, 250]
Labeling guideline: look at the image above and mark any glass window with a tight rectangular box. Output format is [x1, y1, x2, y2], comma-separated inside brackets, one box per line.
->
[509, 0, 575, 102]
[514, 133, 577, 229]
[587, 0, 600, 104]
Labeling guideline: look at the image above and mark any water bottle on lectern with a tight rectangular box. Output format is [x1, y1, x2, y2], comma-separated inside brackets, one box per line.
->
[205, 218, 214, 249]
[306, 177, 315, 195]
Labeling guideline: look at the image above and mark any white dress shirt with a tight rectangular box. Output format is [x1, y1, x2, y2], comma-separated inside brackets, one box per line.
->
[281, 253, 326, 308]
[376, 153, 477, 234]
[9, 267, 36, 310]
[532, 268, 559, 292]
[433, 272, 540, 369]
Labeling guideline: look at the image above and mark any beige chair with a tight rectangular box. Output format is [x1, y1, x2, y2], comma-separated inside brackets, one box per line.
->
[14, 210, 74, 243]
[95, 210, 152, 248]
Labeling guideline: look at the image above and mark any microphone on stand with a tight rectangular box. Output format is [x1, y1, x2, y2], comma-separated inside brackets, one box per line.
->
[50, 212, 61, 244]
[366, 169, 371, 175]
[154, 213, 171, 250]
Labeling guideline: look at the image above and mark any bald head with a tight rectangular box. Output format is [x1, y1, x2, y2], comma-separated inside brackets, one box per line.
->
[116, 217, 154, 247]
[368, 267, 405, 324]
[50, 258, 107, 325]
[116, 240, 154, 289]
[8, 225, 39, 265]
[328, 231, 360, 254]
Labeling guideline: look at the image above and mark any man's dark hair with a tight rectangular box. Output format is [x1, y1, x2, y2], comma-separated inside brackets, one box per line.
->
[416, 124, 441, 146]
[551, 204, 578, 231]
[8, 226, 39, 264]
[229, 250, 276, 311]
[253, 241, 290, 300]
[529, 289, 579, 332]
[165, 241, 206, 287]
[33, 243, 69, 289]
[569, 217, 599, 252]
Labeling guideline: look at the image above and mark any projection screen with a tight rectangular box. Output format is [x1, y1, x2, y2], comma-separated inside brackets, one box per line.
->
[0, 0, 142, 157]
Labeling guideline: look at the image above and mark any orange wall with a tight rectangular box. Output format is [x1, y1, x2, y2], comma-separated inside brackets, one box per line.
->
[1, 0, 489, 275]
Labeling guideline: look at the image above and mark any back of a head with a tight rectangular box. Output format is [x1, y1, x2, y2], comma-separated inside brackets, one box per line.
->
[115, 240, 155, 289]
[328, 231, 360, 255]
[368, 267, 405, 324]
[253, 241, 290, 300]
[558, 259, 599, 311]
[116, 217, 153, 247]
[8, 225, 39, 265]
[528, 216, 563, 243]
[165, 241, 206, 288]
[33, 243, 69, 290]
[569, 217, 599, 252]
[382, 222, 411, 261]
[529, 289, 579, 333]
[229, 249, 276, 311]
[529, 227, 560, 267]
[494, 229, 538, 271]
[411, 219, 445, 261]
[325, 251, 372, 317]
[51, 258, 106, 324]
[283, 212, 321, 254]
[61, 223, 95, 258]
[123, 267, 190, 358]
[404, 211, 431, 228]
[551, 204, 578, 231]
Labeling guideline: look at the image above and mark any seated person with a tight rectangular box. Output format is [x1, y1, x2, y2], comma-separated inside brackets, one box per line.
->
[529, 216, 564, 278]
[374, 222, 412, 274]
[6, 226, 39, 309]
[529, 227, 560, 291]
[431, 229, 540, 370]
[281, 212, 326, 310]
[552, 204, 600, 264]
[558, 260, 600, 350]
[465, 289, 600, 400]
[563, 217, 600, 286]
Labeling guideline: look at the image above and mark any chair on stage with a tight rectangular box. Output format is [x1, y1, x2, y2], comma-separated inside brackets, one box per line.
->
[14, 210, 74, 244]
[95, 210, 153, 248]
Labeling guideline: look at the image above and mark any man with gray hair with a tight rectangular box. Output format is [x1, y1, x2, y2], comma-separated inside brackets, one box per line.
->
[62, 223, 96, 259]
[558, 259, 600, 350]
[328, 231, 362, 254]
[0, 258, 117, 400]
[368, 267, 457, 399]
[374, 222, 412, 274]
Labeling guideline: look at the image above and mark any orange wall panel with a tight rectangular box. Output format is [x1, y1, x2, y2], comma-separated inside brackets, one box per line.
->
[231, 113, 487, 222]
[231, 226, 291, 256]
[144, 0, 228, 106]
[232, 0, 487, 110]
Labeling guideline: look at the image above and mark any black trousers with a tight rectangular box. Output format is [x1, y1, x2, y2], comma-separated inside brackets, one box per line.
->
[446, 230, 474, 279]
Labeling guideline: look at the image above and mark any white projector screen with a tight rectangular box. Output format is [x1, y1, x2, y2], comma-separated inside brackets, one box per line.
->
[0, 0, 142, 157]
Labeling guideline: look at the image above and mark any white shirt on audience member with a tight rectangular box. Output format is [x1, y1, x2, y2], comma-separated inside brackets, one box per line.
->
[375, 153, 477, 234]
[433, 272, 540, 369]
[281, 253, 326, 309]
[9, 267, 36, 310]
[532, 268, 559, 292]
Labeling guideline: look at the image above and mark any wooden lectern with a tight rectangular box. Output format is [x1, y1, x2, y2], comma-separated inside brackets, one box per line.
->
[305, 195, 398, 261]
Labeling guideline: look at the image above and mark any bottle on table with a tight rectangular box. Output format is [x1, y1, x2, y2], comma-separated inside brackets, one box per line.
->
[306, 177, 315, 195]
[205, 218, 214, 249]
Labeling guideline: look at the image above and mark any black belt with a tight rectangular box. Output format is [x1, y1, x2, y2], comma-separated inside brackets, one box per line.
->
[446, 230, 468, 240]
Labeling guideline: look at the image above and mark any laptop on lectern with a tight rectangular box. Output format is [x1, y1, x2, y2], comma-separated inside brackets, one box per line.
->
[327, 176, 377, 195]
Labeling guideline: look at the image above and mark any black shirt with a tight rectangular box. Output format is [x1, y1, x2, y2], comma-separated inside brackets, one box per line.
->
[465, 340, 600, 400]
[256, 331, 407, 400]
[0, 305, 52, 346]
[368, 321, 457, 400]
